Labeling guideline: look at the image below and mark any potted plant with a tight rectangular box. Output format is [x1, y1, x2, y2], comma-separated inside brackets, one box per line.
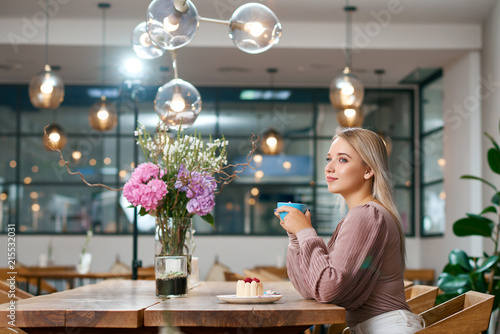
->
[438, 121, 500, 332]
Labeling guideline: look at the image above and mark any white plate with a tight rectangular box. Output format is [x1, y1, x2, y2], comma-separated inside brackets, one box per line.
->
[217, 294, 283, 304]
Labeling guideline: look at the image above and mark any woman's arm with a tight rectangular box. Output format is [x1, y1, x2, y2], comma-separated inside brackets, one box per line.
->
[295, 205, 388, 310]
[286, 231, 315, 299]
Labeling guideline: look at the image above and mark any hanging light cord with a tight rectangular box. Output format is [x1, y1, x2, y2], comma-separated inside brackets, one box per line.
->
[45, 0, 49, 66]
[171, 50, 179, 80]
[344, 0, 356, 70]
[101, 5, 107, 86]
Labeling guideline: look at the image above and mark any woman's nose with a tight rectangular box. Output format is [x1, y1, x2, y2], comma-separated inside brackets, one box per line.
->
[325, 161, 334, 172]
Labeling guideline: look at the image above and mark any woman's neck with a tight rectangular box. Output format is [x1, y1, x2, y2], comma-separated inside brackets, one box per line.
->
[344, 193, 374, 210]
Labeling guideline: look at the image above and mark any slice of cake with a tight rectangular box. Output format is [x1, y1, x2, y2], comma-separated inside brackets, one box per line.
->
[236, 277, 263, 296]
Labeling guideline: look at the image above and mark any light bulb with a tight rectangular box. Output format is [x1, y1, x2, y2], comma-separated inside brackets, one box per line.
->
[97, 106, 110, 120]
[72, 151, 82, 160]
[139, 32, 152, 47]
[163, 16, 180, 32]
[49, 132, 60, 143]
[341, 83, 354, 96]
[344, 108, 356, 118]
[40, 81, 54, 94]
[170, 92, 186, 112]
[266, 136, 278, 148]
[245, 21, 265, 37]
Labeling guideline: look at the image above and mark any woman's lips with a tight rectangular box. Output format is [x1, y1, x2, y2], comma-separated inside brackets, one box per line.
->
[326, 177, 337, 182]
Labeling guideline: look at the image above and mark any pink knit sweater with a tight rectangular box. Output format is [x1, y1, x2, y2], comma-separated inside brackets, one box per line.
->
[287, 201, 410, 326]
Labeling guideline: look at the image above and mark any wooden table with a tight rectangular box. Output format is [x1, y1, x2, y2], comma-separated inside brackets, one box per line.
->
[0, 280, 345, 334]
[18, 270, 154, 295]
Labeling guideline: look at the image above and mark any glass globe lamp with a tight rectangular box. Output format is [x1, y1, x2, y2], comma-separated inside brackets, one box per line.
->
[147, 0, 199, 50]
[43, 123, 67, 151]
[155, 78, 202, 130]
[29, 65, 65, 109]
[229, 3, 282, 54]
[337, 108, 364, 128]
[261, 128, 284, 155]
[89, 96, 118, 131]
[131, 22, 165, 59]
[329, 67, 364, 109]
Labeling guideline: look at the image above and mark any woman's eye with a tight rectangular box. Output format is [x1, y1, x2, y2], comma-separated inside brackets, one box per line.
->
[339, 158, 347, 163]
[326, 158, 332, 163]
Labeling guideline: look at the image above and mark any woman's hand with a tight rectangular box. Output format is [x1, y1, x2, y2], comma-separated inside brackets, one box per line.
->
[274, 206, 312, 234]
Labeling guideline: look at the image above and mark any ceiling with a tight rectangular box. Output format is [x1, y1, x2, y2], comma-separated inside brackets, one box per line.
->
[0, 0, 495, 88]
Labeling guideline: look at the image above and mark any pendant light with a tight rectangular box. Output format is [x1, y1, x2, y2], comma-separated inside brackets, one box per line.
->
[145, 0, 281, 54]
[337, 107, 364, 127]
[29, 0, 65, 109]
[131, 21, 165, 59]
[374, 69, 393, 155]
[89, 3, 117, 132]
[155, 50, 201, 130]
[260, 68, 284, 155]
[44, 123, 67, 151]
[330, 1, 364, 110]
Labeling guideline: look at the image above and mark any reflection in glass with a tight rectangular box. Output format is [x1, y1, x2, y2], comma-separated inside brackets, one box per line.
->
[422, 183, 445, 235]
[422, 130, 444, 183]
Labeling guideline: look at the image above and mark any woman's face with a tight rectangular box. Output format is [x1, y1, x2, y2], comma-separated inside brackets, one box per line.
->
[324, 137, 371, 196]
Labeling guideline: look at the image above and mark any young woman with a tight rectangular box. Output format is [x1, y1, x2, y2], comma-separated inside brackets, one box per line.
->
[275, 127, 423, 334]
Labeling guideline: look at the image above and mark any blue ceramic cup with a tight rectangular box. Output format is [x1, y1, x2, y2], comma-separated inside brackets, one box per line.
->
[277, 202, 307, 220]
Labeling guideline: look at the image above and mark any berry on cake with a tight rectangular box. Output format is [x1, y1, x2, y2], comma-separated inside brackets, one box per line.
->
[236, 277, 263, 296]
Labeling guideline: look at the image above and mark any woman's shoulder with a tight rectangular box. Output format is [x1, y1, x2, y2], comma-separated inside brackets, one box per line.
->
[346, 201, 391, 225]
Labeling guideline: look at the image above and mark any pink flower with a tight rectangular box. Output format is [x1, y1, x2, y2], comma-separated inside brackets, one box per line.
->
[123, 163, 167, 212]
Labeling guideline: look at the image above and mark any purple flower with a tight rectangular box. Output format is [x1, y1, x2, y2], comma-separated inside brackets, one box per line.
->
[175, 165, 217, 216]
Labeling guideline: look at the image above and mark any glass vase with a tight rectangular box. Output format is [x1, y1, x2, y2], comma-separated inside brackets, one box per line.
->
[155, 255, 188, 298]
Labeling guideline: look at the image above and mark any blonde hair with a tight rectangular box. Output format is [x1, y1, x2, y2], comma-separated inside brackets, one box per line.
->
[333, 127, 406, 267]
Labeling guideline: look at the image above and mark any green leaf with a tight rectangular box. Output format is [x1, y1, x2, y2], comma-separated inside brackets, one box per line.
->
[442, 263, 467, 276]
[465, 213, 494, 223]
[488, 148, 500, 174]
[477, 255, 499, 273]
[201, 213, 215, 227]
[481, 206, 498, 215]
[448, 249, 473, 272]
[485, 131, 500, 152]
[436, 293, 460, 305]
[139, 207, 148, 216]
[470, 272, 488, 292]
[493, 193, 500, 206]
[460, 175, 497, 191]
[453, 218, 493, 237]
[437, 272, 471, 293]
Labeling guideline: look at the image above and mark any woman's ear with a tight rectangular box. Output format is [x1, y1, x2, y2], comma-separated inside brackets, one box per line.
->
[364, 168, 374, 180]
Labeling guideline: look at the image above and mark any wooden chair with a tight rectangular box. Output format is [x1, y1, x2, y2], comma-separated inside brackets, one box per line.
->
[137, 266, 155, 280]
[405, 285, 439, 314]
[0, 281, 33, 300]
[404, 279, 414, 288]
[243, 269, 285, 282]
[416, 290, 494, 333]
[224, 271, 244, 281]
[254, 266, 288, 279]
[404, 269, 435, 285]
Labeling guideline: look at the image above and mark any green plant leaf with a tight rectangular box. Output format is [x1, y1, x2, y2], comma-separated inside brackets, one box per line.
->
[465, 213, 494, 223]
[442, 263, 467, 275]
[485, 131, 500, 152]
[476, 255, 499, 273]
[488, 148, 500, 174]
[470, 272, 488, 292]
[460, 175, 497, 191]
[139, 207, 148, 216]
[481, 206, 498, 215]
[453, 218, 493, 237]
[435, 292, 460, 305]
[448, 249, 473, 271]
[201, 213, 215, 227]
[493, 193, 500, 206]
[437, 272, 471, 293]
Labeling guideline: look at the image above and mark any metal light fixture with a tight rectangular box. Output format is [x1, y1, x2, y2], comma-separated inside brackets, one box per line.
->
[44, 123, 67, 151]
[374, 69, 392, 155]
[330, 1, 364, 110]
[145, 0, 281, 54]
[260, 69, 284, 155]
[29, 0, 64, 109]
[89, 3, 117, 131]
[155, 51, 201, 130]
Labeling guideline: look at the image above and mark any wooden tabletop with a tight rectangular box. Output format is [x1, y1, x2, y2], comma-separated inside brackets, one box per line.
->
[145, 281, 345, 332]
[0, 280, 345, 333]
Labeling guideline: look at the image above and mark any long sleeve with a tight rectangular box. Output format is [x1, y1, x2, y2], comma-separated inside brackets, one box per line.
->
[291, 204, 389, 310]
[286, 230, 315, 299]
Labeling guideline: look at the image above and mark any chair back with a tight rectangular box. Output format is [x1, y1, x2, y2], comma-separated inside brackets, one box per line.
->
[405, 285, 439, 314]
[416, 291, 494, 333]
[224, 271, 244, 281]
[0, 280, 33, 299]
